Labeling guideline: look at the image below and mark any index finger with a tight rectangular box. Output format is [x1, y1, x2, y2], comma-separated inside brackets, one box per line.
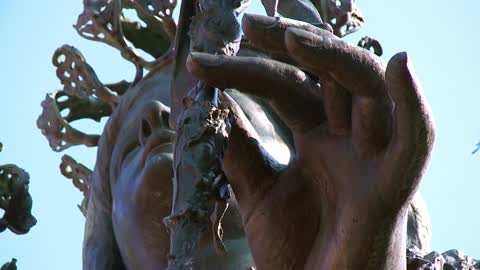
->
[284, 27, 387, 98]
[242, 13, 332, 55]
[243, 14, 386, 99]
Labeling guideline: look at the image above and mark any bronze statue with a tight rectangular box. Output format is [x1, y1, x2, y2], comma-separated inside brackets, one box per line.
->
[37, 0, 445, 269]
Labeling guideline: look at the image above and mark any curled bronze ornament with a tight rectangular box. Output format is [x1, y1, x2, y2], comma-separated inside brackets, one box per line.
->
[0, 147, 36, 235]
[60, 155, 93, 216]
[53, 45, 119, 106]
[37, 93, 100, 152]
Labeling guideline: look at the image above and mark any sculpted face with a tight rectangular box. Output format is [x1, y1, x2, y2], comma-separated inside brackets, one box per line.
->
[104, 67, 255, 270]
[112, 100, 174, 269]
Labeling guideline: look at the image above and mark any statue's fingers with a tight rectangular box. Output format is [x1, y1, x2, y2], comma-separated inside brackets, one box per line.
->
[187, 52, 326, 131]
[284, 27, 387, 98]
[285, 28, 393, 155]
[351, 96, 392, 157]
[376, 53, 435, 204]
[385, 52, 435, 164]
[242, 14, 352, 136]
[219, 92, 286, 219]
[242, 13, 332, 55]
[321, 74, 352, 135]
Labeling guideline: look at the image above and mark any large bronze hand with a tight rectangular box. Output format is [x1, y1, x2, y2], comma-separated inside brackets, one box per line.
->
[188, 14, 435, 270]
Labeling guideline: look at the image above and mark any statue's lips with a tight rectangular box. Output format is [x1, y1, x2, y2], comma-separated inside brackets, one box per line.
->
[143, 142, 173, 165]
[148, 142, 173, 155]
[141, 130, 175, 166]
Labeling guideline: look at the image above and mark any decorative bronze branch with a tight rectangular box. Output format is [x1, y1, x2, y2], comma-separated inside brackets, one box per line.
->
[123, 0, 177, 39]
[164, 0, 248, 268]
[316, 0, 364, 37]
[37, 92, 101, 152]
[358, 36, 383, 56]
[38, 45, 132, 152]
[75, 0, 177, 83]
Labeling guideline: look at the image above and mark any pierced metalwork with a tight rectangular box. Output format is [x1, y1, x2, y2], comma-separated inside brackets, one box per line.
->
[124, 0, 177, 38]
[0, 146, 36, 235]
[37, 92, 100, 152]
[318, 0, 364, 37]
[53, 45, 119, 106]
[75, 0, 176, 82]
[121, 1, 174, 58]
[358, 36, 383, 56]
[60, 155, 93, 216]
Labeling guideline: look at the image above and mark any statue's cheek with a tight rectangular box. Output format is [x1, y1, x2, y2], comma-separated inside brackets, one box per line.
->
[136, 152, 174, 206]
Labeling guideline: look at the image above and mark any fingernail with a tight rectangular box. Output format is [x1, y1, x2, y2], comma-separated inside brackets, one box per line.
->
[314, 23, 333, 34]
[286, 27, 323, 47]
[243, 13, 280, 29]
[189, 52, 223, 67]
[388, 52, 413, 74]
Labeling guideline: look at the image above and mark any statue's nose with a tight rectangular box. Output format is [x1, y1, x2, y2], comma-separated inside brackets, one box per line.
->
[138, 101, 175, 165]
[138, 101, 171, 146]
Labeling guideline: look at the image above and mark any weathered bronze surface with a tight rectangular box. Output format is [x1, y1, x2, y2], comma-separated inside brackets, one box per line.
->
[0, 144, 36, 269]
[38, 1, 440, 269]
[0, 144, 36, 235]
[1, 258, 17, 270]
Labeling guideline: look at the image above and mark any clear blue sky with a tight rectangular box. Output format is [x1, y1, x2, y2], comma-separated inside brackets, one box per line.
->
[0, 1, 479, 269]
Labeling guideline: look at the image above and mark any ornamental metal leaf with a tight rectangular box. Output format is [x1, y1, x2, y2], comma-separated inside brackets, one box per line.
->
[53, 45, 119, 106]
[0, 164, 29, 215]
[75, 0, 147, 79]
[131, 0, 177, 18]
[60, 155, 92, 216]
[358, 36, 383, 56]
[37, 93, 100, 152]
[75, 0, 125, 49]
[54, 91, 112, 123]
[121, 1, 173, 58]
[74, 0, 176, 81]
[316, 0, 364, 37]
[0, 151, 36, 235]
[124, 0, 177, 38]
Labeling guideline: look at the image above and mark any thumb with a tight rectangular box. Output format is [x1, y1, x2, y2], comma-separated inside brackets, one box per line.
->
[221, 92, 284, 217]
